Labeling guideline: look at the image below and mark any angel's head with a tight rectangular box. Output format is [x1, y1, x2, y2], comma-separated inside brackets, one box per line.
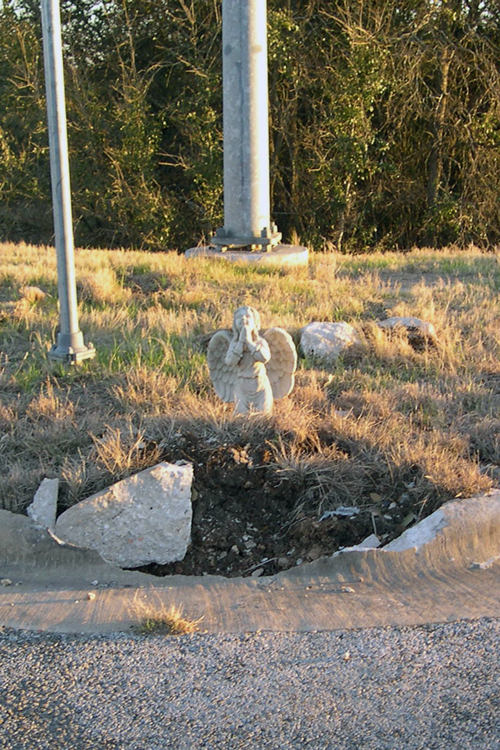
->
[232, 306, 261, 334]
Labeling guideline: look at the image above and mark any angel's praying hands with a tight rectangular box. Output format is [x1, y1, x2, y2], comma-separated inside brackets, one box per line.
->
[208, 306, 297, 415]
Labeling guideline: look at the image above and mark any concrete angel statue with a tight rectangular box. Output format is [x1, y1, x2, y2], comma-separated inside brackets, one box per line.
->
[207, 306, 297, 414]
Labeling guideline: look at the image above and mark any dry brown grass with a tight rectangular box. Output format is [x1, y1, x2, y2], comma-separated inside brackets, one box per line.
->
[0, 241, 498, 528]
[130, 594, 202, 636]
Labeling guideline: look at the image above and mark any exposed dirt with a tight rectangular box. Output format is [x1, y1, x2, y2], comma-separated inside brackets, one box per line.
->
[135, 433, 416, 580]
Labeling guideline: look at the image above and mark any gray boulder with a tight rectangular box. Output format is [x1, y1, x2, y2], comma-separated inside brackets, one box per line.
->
[377, 316, 437, 345]
[54, 462, 193, 568]
[300, 322, 361, 365]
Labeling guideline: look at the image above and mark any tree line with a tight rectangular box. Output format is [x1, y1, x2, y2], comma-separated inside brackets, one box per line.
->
[1, 0, 499, 253]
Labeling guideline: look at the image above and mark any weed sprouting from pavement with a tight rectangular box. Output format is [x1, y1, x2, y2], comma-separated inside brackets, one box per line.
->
[130, 595, 202, 636]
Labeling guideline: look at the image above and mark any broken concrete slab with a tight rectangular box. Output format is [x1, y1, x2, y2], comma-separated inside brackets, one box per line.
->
[384, 508, 447, 552]
[54, 462, 193, 568]
[0, 490, 498, 635]
[0, 509, 49, 560]
[0, 509, 151, 588]
[27, 478, 58, 530]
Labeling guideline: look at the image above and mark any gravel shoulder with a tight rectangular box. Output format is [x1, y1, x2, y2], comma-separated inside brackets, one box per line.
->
[1, 618, 499, 750]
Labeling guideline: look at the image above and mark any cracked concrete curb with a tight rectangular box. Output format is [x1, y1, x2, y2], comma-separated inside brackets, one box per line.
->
[0, 491, 499, 634]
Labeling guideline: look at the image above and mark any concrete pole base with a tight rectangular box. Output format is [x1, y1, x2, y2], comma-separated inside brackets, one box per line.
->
[48, 331, 96, 365]
[212, 225, 282, 251]
[185, 244, 309, 268]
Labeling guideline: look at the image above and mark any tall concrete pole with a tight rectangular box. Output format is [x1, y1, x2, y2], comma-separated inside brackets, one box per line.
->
[213, 0, 281, 250]
[41, 0, 95, 363]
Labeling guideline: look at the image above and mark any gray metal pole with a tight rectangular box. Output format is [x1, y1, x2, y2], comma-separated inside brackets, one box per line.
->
[213, 0, 281, 250]
[41, 0, 95, 364]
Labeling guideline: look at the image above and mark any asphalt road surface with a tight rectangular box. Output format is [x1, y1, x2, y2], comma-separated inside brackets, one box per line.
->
[0, 617, 499, 749]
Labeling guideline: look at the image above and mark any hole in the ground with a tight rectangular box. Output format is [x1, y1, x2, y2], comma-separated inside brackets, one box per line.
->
[127, 440, 418, 579]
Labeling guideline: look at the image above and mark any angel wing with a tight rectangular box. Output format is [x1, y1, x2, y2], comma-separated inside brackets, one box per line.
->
[263, 328, 297, 399]
[207, 330, 236, 403]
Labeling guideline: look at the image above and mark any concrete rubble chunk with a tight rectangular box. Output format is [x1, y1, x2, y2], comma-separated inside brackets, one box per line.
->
[377, 316, 437, 343]
[356, 533, 381, 549]
[300, 322, 361, 365]
[384, 508, 447, 552]
[27, 478, 59, 530]
[54, 462, 193, 568]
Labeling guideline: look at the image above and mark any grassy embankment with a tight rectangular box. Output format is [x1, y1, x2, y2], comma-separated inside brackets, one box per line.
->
[1, 241, 499, 542]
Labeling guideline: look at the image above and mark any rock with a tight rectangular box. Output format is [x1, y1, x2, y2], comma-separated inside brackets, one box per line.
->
[54, 462, 193, 568]
[300, 322, 361, 365]
[356, 534, 381, 549]
[27, 478, 59, 530]
[470, 558, 499, 570]
[377, 316, 437, 345]
[20, 285, 46, 302]
[307, 546, 323, 561]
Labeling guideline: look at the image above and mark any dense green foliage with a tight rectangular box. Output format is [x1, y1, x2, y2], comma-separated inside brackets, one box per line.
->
[1, 0, 499, 252]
